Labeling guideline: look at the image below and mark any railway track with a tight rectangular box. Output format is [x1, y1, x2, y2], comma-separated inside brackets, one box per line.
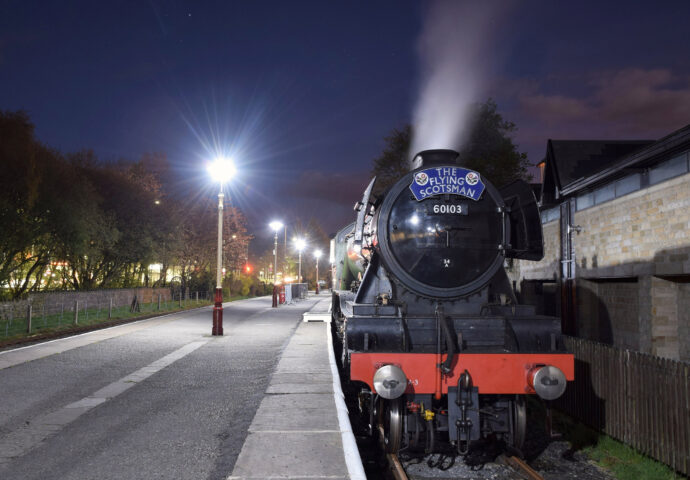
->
[386, 451, 546, 480]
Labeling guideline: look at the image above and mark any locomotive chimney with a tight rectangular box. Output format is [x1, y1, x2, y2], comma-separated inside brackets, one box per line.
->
[410, 149, 460, 170]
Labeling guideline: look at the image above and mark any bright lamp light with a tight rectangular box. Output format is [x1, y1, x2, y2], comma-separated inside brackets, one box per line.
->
[269, 221, 283, 232]
[207, 157, 237, 184]
[314, 250, 322, 259]
[295, 238, 306, 252]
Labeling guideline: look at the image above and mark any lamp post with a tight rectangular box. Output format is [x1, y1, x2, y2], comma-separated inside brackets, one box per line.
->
[269, 221, 283, 285]
[295, 238, 306, 283]
[207, 157, 236, 336]
[314, 250, 322, 294]
[269, 221, 283, 308]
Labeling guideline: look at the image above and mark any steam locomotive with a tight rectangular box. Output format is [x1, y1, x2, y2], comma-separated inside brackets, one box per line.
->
[330, 150, 573, 455]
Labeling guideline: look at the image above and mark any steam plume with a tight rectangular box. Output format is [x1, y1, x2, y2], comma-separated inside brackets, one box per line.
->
[411, 1, 511, 157]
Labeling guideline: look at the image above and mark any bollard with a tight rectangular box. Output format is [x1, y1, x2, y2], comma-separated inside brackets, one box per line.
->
[196, 291, 198, 303]
[109, 298, 113, 319]
[74, 301, 79, 325]
[26, 304, 32, 333]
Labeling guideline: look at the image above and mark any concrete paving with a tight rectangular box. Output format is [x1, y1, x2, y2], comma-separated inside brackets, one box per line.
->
[228, 298, 363, 480]
[0, 292, 364, 480]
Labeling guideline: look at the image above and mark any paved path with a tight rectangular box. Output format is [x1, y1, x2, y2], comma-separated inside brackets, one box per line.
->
[0, 295, 325, 480]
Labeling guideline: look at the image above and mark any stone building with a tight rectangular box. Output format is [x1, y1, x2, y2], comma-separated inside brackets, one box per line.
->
[510, 124, 690, 361]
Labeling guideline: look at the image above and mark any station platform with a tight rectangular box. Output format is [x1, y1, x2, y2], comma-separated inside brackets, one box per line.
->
[228, 294, 365, 480]
[302, 294, 332, 322]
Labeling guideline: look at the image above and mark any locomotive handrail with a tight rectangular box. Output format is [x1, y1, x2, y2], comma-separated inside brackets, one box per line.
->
[353, 176, 376, 252]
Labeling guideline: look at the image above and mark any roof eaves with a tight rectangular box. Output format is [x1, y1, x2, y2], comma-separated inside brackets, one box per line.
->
[559, 125, 690, 197]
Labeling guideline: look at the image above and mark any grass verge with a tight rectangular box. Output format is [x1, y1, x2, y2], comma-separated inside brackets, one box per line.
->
[0, 297, 261, 348]
[550, 404, 681, 480]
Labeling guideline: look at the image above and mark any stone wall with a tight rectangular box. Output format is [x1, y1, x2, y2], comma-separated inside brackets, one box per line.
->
[650, 277, 679, 358]
[679, 284, 690, 362]
[512, 172, 690, 360]
[517, 220, 560, 281]
[575, 173, 690, 277]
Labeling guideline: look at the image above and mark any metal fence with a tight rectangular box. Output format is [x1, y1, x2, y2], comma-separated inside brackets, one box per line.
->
[0, 289, 210, 340]
[557, 336, 690, 476]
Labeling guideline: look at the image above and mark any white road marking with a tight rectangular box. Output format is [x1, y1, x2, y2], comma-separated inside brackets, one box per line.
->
[0, 340, 207, 465]
[0, 310, 204, 370]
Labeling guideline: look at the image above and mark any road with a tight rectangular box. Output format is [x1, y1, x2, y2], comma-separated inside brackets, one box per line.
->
[0, 296, 319, 480]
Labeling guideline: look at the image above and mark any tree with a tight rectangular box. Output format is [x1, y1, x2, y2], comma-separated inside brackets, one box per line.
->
[371, 125, 412, 196]
[457, 99, 531, 188]
[0, 111, 100, 297]
[371, 100, 530, 193]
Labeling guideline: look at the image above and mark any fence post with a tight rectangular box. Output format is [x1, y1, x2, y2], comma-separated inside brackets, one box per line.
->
[74, 301, 79, 325]
[179, 293, 182, 308]
[26, 304, 32, 333]
[196, 291, 198, 303]
[108, 297, 113, 319]
[158, 294, 161, 311]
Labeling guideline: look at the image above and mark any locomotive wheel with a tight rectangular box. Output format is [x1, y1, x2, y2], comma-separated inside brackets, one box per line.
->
[377, 397, 403, 453]
[509, 395, 527, 451]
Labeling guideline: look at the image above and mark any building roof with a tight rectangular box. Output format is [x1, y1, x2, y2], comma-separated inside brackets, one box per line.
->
[548, 140, 653, 191]
[540, 123, 690, 204]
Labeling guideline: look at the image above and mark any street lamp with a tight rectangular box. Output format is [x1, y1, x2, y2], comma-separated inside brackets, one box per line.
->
[207, 156, 237, 336]
[269, 221, 283, 285]
[295, 238, 306, 283]
[314, 249, 322, 294]
[269, 221, 283, 308]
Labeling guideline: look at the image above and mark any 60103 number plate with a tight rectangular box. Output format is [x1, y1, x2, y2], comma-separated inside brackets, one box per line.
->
[428, 203, 468, 215]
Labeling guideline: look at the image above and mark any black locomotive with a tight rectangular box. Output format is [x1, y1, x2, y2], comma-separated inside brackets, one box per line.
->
[331, 149, 573, 455]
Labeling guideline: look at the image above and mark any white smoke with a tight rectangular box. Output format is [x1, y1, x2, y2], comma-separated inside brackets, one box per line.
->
[411, 1, 511, 157]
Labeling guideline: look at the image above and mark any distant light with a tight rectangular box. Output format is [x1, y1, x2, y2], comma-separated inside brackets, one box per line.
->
[314, 249, 322, 259]
[409, 214, 420, 226]
[232, 234, 237, 239]
[207, 157, 237, 184]
[245, 264, 252, 273]
[269, 220, 283, 232]
[295, 238, 306, 252]
[154, 200, 161, 205]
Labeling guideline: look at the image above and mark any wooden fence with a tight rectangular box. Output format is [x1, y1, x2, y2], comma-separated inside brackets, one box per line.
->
[557, 336, 690, 476]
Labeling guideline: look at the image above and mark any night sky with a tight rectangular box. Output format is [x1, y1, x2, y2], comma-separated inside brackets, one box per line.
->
[2, 1, 689, 253]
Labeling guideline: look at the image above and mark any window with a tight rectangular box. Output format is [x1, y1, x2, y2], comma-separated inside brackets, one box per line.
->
[593, 183, 615, 204]
[576, 192, 593, 210]
[540, 206, 560, 223]
[649, 153, 688, 185]
[615, 174, 640, 196]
